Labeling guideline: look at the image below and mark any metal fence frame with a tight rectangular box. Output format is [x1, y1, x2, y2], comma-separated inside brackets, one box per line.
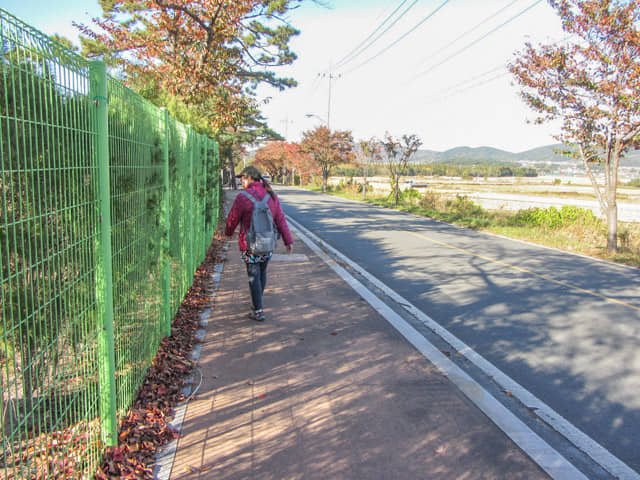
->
[0, 9, 220, 478]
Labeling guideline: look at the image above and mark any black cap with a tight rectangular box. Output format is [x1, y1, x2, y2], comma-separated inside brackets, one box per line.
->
[236, 165, 262, 179]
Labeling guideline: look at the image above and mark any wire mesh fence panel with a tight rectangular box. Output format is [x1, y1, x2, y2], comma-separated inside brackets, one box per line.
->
[203, 138, 220, 252]
[106, 79, 166, 417]
[207, 139, 220, 239]
[0, 10, 102, 479]
[0, 8, 220, 478]
[167, 119, 191, 316]
[193, 135, 207, 262]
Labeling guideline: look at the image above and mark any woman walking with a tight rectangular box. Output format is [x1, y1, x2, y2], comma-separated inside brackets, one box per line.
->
[225, 166, 293, 322]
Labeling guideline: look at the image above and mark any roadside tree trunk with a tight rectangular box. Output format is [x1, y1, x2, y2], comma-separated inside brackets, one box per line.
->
[322, 165, 329, 193]
[362, 167, 368, 200]
[579, 144, 620, 254]
[394, 173, 401, 206]
[606, 202, 618, 253]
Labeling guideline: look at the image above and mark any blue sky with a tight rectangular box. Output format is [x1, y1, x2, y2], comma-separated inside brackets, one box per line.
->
[3, 0, 567, 151]
[4, 0, 101, 39]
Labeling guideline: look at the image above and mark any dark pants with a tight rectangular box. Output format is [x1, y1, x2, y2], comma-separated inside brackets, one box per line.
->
[246, 260, 269, 311]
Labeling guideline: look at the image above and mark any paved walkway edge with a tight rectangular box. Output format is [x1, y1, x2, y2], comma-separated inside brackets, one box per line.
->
[286, 216, 589, 480]
[153, 245, 229, 480]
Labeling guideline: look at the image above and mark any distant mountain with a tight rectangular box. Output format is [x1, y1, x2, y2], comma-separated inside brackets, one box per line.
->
[514, 144, 572, 162]
[412, 144, 640, 166]
[413, 146, 517, 164]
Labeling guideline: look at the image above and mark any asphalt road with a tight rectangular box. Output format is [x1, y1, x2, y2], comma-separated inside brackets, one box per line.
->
[275, 185, 640, 475]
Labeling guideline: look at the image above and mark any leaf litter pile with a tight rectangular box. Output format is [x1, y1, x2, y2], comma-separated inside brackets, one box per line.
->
[95, 233, 226, 479]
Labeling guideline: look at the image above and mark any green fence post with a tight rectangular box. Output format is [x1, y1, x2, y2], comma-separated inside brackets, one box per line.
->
[215, 140, 220, 226]
[200, 135, 206, 253]
[188, 126, 194, 275]
[90, 60, 118, 447]
[161, 108, 171, 337]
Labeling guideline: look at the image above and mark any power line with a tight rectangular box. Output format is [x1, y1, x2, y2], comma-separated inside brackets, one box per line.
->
[306, 72, 324, 97]
[416, 0, 523, 68]
[334, 0, 411, 68]
[417, 34, 574, 104]
[298, 70, 325, 108]
[344, 0, 453, 75]
[335, 0, 421, 70]
[423, 70, 511, 105]
[410, 0, 543, 81]
[431, 63, 508, 95]
[413, 63, 508, 104]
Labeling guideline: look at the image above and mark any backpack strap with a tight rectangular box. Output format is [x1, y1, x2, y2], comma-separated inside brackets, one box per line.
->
[240, 190, 257, 204]
[241, 189, 270, 205]
[257, 193, 271, 206]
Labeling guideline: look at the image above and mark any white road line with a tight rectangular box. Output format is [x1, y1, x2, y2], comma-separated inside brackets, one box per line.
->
[287, 215, 640, 480]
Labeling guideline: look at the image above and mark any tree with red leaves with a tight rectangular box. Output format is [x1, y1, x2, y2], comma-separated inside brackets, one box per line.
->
[76, 1, 307, 186]
[510, 0, 640, 253]
[253, 141, 313, 184]
[76, 0, 304, 105]
[281, 141, 313, 185]
[300, 126, 355, 192]
[254, 140, 289, 180]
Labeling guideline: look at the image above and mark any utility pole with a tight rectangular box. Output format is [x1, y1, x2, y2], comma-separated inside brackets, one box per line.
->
[319, 70, 341, 130]
[280, 115, 294, 139]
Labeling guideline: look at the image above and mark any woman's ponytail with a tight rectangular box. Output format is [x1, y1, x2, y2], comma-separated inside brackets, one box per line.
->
[262, 177, 274, 196]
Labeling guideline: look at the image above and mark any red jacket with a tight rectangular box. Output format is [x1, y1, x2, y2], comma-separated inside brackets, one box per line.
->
[225, 182, 293, 251]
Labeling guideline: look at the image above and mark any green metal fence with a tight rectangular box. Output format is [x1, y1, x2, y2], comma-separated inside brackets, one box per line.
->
[0, 9, 220, 479]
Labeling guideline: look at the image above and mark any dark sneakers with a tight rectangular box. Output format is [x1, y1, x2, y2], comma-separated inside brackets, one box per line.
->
[248, 310, 265, 322]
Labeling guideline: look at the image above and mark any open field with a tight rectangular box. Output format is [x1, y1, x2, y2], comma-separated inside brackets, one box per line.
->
[317, 175, 639, 267]
[329, 175, 640, 223]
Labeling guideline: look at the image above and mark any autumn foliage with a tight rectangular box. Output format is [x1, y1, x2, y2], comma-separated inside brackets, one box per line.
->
[76, 0, 303, 177]
[510, 0, 640, 252]
[76, 1, 301, 105]
[301, 126, 355, 192]
[356, 137, 382, 199]
[253, 141, 317, 184]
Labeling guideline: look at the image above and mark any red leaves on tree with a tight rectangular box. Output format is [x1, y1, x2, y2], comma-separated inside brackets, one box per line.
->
[509, 0, 640, 252]
[75, 1, 301, 105]
[253, 141, 317, 183]
[300, 126, 355, 192]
